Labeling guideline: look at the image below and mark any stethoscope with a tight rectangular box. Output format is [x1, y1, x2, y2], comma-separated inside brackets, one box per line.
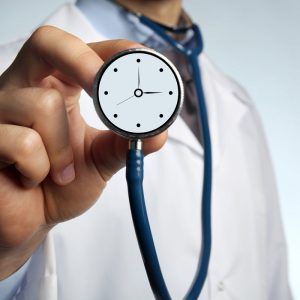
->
[93, 8, 212, 300]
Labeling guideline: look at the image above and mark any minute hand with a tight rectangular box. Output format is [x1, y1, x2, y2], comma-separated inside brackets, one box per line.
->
[116, 94, 134, 106]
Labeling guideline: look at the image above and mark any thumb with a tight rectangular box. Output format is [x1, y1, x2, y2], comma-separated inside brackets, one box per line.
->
[91, 130, 168, 182]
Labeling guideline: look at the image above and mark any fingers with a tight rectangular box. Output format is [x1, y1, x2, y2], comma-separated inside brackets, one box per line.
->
[1, 26, 102, 94]
[88, 39, 142, 62]
[1, 26, 144, 96]
[0, 124, 50, 188]
[0, 26, 148, 187]
[0, 88, 74, 186]
[91, 130, 168, 182]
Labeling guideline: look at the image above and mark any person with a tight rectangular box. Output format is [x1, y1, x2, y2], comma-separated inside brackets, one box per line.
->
[0, 0, 292, 299]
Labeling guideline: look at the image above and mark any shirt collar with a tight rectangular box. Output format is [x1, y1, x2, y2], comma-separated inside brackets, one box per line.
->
[76, 0, 154, 42]
[76, 0, 194, 51]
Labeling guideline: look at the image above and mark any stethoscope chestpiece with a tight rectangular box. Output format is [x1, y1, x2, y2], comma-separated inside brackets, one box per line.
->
[93, 48, 184, 140]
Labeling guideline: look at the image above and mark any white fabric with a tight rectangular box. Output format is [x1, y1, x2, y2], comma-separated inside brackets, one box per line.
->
[0, 3, 292, 300]
[0, 259, 31, 300]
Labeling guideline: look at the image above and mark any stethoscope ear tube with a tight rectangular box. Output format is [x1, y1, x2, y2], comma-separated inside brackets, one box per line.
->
[126, 148, 172, 300]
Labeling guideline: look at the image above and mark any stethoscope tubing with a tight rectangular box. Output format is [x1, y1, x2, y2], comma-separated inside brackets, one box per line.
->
[126, 149, 171, 300]
[126, 14, 212, 300]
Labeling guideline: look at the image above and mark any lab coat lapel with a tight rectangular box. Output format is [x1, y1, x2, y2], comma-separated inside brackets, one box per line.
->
[199, 55, 251, 169]
[168, 53, 250, 169]
[43, 3, 249, 171]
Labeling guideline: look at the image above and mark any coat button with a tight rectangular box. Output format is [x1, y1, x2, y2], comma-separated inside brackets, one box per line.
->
[217, 281, 225, 292]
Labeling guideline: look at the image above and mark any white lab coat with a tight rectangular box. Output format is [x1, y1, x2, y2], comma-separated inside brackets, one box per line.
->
[0, 3, 292, 300]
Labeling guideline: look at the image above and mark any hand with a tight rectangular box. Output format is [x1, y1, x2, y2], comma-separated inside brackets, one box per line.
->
[0, 26, 167, 279]
[138, 64, 141, 88]
[144, 91, 163, 94]
[117, 94, 135, 105]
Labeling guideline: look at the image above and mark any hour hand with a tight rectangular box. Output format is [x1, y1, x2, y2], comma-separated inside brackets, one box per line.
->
[144, 91, 163, 94]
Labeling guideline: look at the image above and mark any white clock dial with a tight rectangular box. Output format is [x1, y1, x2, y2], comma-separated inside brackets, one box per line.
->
[93, 48, 184, 139]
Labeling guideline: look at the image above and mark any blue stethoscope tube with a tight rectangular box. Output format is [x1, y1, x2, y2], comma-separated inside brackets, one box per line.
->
[126, 15, 212, 300]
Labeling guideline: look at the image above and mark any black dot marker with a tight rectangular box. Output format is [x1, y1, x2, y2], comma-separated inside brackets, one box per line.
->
[114, 114, 118, 118]
[159, 114, 163, 118]
[169, 91, 173, 95]
[137, 123, 141, 127]
[137, 59, 140, 63]
[104, 91, 108, 95]
[114, 68, 118, 72]
[159, 68, 163, 72]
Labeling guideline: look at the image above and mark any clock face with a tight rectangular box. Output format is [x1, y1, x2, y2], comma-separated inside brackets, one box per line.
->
[93, 48, 184, 139]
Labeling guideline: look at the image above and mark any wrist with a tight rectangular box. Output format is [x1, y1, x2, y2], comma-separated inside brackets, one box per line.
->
[0, 227, 50, 280]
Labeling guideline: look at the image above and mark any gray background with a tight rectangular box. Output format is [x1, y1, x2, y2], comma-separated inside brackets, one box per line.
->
[0, 0, 299, 298]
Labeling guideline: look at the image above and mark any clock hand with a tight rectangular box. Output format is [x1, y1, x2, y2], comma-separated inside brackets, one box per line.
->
[144, 92, 163, 94]
[117, 94, 135, 106]
[138, 66, 140, 88]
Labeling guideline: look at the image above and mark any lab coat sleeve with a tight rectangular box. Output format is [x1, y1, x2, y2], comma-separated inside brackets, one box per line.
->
[0, 232, 57, 300]
[0, 259, 31, 300]
[14, 232, 58, 300]
[250, 105, 293, 299]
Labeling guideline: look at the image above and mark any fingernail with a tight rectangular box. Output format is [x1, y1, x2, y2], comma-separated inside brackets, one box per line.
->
[60, 163, 75, 184]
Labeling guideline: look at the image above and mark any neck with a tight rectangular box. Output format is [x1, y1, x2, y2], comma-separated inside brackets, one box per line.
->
[115, 0, 182, 26]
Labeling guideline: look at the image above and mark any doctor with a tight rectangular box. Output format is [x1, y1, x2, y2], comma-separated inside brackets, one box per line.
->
[0, 0, 292, 299]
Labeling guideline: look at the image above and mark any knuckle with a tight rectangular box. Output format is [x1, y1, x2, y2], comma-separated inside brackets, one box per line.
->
[30, 25, 54, 46]
[29, 25, 51, 45]
[38, 89, 64, 117]
[17, 129, 43, 158]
